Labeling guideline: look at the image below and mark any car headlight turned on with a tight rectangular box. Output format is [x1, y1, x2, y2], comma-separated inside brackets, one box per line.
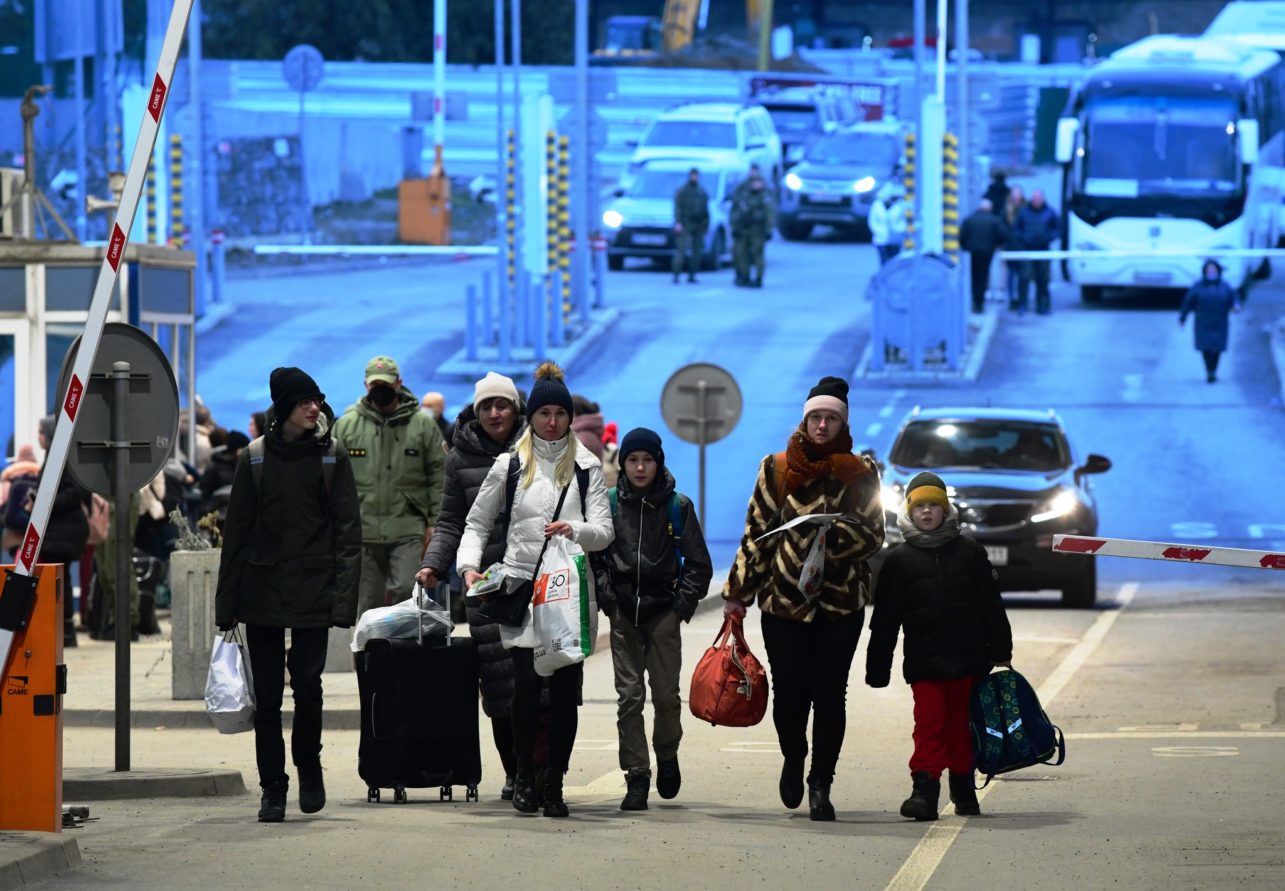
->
[1031, 489, 1080, 523]
[853, 175, 876, 193]
[602, 209, 624, 230]
[881, 484, 904, 514]
[784, 172, 804, 191]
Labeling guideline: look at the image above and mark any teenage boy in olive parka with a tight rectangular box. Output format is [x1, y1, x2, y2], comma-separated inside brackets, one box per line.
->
[332, 355, 446, 616]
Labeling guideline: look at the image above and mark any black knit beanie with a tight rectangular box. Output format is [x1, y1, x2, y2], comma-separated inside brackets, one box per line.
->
[526, 362, 574, 419]
[618, 427, 665, 469]
[269, 366, 324, 418]
[803, 375, 850, 422]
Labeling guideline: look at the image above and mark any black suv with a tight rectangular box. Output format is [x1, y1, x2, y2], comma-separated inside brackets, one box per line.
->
[874, 407, 1111, 607]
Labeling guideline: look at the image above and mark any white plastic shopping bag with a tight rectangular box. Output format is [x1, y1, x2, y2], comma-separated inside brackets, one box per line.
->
[351, 584, 451, 652]
[756, 513, 841, 602]
[205, 629, 256, 734]
[531, 536, 597, 677]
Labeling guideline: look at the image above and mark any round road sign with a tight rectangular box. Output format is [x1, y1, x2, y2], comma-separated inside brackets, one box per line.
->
[283, 44, 325, 93]
[660, 363, 743, 446]
[56, 324, 180, 498]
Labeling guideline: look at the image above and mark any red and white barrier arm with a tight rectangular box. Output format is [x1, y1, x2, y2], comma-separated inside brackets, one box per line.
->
[1053, 535, 1285, 571]
[0, 0, 194, 675]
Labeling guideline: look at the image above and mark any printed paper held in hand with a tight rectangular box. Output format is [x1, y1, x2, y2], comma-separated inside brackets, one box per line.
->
[756, 514, 846, 603]
[753, 513, 845, 542]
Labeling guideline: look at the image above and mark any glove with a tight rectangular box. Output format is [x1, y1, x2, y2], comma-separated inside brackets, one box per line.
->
[865, 672, 889, 689]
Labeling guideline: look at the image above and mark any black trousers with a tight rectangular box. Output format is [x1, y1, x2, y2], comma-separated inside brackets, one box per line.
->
[511, 647, 582, 775]
[760, 610, 864, 783]
[245, 625, 329, 790]
[1202, 350, 1222, 375]
[969, 250, 993, 312]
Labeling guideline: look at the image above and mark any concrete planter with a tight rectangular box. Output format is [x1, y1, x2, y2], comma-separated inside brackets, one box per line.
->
[170, 549, 223, 700]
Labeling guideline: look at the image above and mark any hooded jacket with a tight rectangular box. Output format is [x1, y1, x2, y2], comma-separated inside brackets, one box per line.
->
[598, 468, 713, 625]
[421, 405, 526, 718]
[214, 404, 362, 629]
[865, 508, 1013, 685]
[1180, 263, 1241, 354]
[332, 386, 446, 543]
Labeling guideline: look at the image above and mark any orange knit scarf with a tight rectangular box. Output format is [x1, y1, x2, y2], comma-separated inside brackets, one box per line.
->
[781, 427, 870, 495]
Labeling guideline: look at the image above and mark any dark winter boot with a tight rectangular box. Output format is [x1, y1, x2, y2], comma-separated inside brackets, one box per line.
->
[258, 781, 287, 823]
[808, 777, 836, 822]
[779, 757, 805, 810]
[673, 273, 681, 284]
[656, 757, 682, 800]
[688, 273, 698, 283]
[948, 771, 981, 816]
[511, 771, 539, 814]
[900, 772, 940, 822]
[542, 771, 569, 818]
[501, 775, 515, 802]
[298, 765, 326, 814]
[752, 276, 763, 288]
[621, 773, 649, 811]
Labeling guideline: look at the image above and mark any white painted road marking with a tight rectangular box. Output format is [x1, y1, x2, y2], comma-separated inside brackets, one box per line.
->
[884, 582, 1139, 891]
[1151, 746, 1239, 758]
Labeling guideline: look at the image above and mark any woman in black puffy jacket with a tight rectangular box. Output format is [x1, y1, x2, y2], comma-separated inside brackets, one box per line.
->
[417, 372, 525, 801]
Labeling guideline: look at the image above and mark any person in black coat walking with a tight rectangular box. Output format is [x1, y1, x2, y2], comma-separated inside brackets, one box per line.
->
[1013, 189, 1060, 315]
[215, 367, 362, 824]
[959, 199, 1008, 313]
[596, 427, 712, 812]
[1180, 259, 1242, 383]
[416, 371, 526, 800]
[866, 472, 1012, 822]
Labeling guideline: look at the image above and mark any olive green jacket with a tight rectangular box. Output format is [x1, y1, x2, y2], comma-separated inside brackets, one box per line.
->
[673, 181, 710, 233]
[333, 389, 446, 543]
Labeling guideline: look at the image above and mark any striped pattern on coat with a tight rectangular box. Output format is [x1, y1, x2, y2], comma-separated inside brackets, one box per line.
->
[723, 453, 884, 622]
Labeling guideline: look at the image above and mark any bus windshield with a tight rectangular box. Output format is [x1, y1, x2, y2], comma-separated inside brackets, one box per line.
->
[1082, 94, 1241, 196]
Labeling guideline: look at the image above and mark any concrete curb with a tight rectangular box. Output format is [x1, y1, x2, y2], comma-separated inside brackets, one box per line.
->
[0, 833, 80, 890]
[854, 304, 1000, 386]
[1269, 317, 1285, 408]
[62, 768, 246, 801]
[436, 307, 622, 380]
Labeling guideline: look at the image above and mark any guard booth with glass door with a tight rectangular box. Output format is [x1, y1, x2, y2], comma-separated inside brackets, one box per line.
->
[0, 243, 198, 462]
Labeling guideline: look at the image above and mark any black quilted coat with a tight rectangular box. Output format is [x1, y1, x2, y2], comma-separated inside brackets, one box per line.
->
[421, 406, 525, 718]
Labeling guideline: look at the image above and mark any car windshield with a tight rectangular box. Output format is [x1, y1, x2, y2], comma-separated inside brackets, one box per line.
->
[643, 120, 738, 149]
[628, 169, 694, 198]
[765, 105, 820, 132]
[890, 420, 1069, 472]
[807, 133, 900, 167]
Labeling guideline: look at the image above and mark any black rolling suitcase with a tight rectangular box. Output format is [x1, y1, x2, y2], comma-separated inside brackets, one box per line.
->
[356, 590, 483, 804]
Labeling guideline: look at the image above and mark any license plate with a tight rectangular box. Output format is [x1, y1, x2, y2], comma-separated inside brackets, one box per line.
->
[809, 193, 843, 204]
[1133, 271, 1172, 285]
[632, 234, 667, 246]
[985, 546, 1009, 566]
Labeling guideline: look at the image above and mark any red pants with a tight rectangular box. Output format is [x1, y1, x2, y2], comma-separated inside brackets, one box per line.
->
[909, 676, 981, 779]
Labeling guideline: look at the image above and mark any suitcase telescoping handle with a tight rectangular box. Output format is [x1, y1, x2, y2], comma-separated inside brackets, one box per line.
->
[414, 582, 453, 646]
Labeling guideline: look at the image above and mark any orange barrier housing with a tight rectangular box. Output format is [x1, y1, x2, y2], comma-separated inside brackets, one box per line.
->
[0, 565, 64, 832]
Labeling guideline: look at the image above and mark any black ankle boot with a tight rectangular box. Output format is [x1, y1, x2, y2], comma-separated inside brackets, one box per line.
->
[542, 771, 569, 818]
[808, 777, 835, 822]
[501, 775, 515, 802]
[779, 757, 805, 809]
[258, 781, 287, 823]
[298, 765, 326, 814]
[948, 771, 980, 816]
[621, 773, 649, 811]
[900, 772, 940, 821]
[512, 771, 539, 814]
[656, 757, 681, 800]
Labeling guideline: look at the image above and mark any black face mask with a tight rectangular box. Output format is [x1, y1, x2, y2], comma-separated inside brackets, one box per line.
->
[369, 385, 397, 408]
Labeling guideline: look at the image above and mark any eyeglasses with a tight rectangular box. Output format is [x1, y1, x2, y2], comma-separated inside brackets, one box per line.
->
[295, 397, 323, 408]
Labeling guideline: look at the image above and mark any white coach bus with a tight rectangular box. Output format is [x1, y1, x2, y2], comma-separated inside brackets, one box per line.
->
[1054, 35, 1285, 302]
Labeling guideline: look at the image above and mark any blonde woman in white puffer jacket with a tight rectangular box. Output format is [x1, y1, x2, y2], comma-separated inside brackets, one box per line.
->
[457, 362, 614, 818]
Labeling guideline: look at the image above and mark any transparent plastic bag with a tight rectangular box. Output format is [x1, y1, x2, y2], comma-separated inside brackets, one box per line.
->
[351, 584, 451, 652]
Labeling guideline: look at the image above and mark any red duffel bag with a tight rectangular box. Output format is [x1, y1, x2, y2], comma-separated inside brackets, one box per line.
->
[689, 613, 768, 727]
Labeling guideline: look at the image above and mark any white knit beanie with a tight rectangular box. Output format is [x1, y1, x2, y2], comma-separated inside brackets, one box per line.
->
[472, 372, 520, 415]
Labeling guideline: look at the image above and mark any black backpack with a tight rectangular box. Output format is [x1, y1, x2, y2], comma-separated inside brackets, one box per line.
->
[970, 668, 1066, 787]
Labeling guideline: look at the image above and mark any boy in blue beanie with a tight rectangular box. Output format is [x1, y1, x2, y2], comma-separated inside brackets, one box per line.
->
[596, 427, 713, 812]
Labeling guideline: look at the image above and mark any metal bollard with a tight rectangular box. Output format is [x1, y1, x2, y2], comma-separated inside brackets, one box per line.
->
[465, 283, 479, 361]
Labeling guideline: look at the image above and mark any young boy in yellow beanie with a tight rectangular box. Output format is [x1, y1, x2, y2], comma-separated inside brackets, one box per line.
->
[865, 471, 1013, 821]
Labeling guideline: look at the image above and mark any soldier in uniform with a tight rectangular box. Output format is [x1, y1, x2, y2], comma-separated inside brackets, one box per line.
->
[731, 165, 774, 288]
[672, 168, 709, 284]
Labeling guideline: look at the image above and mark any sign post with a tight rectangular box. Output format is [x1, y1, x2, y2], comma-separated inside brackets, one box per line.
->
[660, 363, 743, 531]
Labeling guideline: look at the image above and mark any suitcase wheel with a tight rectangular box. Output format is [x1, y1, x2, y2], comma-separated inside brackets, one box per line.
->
[466, 785, 479, 803]
[439, 786, 453, 802]
[394, 786, 408, 804]
[367, 787, 380, 803]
